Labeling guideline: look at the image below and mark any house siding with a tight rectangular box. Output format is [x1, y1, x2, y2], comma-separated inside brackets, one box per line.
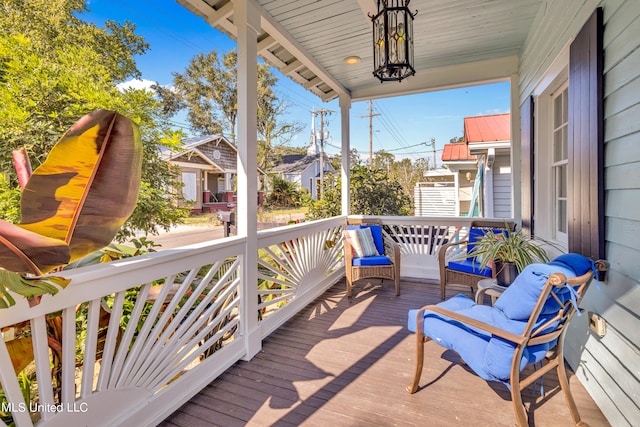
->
[492, 153, 512, 218]
[519, 1, 640, 425]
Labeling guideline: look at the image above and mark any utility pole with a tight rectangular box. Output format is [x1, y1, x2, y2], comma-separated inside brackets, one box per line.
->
[311, 108, 333, 198]
[426, 137, 437, 170]
[361, 100, 380, 168]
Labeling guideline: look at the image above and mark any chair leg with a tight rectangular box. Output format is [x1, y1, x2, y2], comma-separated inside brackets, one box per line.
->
[558, 360, 583, 426]
[394, 275, 400, 296]
[346, 277, 353, 298]
[407, 333, 425, 394]
[557, 345, 583, 426]
[510, 377, 528, 427]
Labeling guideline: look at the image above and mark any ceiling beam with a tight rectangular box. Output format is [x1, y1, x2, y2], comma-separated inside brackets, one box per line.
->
[205, 1, 233, 27]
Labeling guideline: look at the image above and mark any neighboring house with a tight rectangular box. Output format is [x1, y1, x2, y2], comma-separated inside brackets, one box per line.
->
[165, 135, 265, 213]
[465, 113, 512, 218]
[271, 142, 334, 200]
[416, 113, 512, 217]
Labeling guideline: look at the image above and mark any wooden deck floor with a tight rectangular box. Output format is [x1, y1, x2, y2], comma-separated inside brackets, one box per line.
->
[160, 278, 609, 427]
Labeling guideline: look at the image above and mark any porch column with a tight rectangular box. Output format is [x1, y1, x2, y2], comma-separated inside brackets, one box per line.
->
[236, 0, 261, 360]
[340, 94, 351, 216]
[484, 149, 495, 218]
[510, 73, 521, 221]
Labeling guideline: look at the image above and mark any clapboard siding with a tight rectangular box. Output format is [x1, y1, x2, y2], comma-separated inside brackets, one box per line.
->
[519, 0, 601, 100]
[518, 1, 640, 425]
[605, 132, 640, 167]
[492, 154, 512, 218]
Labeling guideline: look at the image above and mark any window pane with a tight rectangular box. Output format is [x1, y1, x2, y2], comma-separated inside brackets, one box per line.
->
[554, 129, 563, 162]
[558, 165, 567, 197]
[562, 88, 569, 123]
[562, 124, 568, 159]
[554, 94, 563, 128]
[557, 200, 567, 233]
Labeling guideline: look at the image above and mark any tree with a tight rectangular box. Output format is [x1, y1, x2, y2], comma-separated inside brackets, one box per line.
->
[265, 174, 311, 208]
[306, 164, 411, 219]
[257, 85, 304, 170]
[0, 0, 189, 239]
[389, 157, 429, 210]
[372, 150, 395, 172]
[164, 49, 302, 168]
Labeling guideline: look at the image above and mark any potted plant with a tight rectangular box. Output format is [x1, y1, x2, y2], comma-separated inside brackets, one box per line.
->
[468, 225, 550, 286]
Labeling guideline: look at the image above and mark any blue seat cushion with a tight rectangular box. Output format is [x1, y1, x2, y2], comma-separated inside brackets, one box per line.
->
[352, 255, 392, 266]
[347, 224, 385, 255]
[447, 258, 492, 277]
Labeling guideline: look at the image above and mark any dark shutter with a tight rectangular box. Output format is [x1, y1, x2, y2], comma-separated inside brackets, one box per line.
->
[568, 7, 604, 260]
[520, 96, 534, 236]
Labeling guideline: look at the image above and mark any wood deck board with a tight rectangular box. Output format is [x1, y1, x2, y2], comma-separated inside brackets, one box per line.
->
[160, 278, 610, 427]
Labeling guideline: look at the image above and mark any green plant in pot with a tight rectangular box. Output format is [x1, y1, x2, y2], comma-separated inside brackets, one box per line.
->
[468, 226, 550, 286]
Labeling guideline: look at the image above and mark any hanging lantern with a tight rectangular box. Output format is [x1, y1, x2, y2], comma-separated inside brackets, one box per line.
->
[370, 0, 417, 83]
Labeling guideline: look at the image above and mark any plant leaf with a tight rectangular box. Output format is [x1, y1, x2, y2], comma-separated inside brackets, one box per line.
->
[5, 337, 34, 374]
[0, 270, 70, 308]
[0, 219, 70, 274]
[18, 109, 143, 263]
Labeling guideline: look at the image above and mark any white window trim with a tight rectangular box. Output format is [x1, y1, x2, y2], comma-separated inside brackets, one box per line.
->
[532, 44, 570, 253]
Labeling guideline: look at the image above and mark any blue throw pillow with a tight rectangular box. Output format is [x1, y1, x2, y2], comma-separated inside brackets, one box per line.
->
[347, 224, 385, 255]
[548, 253, 594, 276]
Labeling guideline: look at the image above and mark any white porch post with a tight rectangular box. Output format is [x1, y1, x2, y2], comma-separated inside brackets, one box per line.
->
[340, 95, 351, 216]
[484, 149, 495, 218]
[236, 0, 261, 360]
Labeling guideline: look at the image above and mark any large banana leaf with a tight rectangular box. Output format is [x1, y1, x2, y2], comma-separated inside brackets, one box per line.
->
[18, 109, 143, 265]
[0, 220, 70, 275]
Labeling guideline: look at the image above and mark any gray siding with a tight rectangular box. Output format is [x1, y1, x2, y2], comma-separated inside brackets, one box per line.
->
[519, 1, 640, 425]
[492, 154, 512, 218]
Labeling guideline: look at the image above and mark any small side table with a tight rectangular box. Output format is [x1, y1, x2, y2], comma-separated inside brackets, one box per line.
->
[475, 279, 508, 305]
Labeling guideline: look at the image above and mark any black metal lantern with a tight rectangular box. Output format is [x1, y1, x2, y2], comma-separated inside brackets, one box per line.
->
[370, 0, 417, 83]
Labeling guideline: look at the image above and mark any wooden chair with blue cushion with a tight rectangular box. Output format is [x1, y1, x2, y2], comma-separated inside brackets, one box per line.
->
[344, 218, 400, 297]
[407, 253, 608, 427]
[438, 219, 515, 300]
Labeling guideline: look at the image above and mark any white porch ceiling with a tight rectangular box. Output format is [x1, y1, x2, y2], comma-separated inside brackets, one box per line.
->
[177, 0, 544, 102]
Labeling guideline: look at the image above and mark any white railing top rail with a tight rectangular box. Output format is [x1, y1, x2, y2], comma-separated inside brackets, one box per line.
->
[257, 215, 346, 247]
[0, 236, 246, 328]
[348, 215, 516, 227]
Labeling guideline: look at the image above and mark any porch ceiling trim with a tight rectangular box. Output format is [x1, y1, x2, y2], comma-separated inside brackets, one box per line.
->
[350, 55, 519, 102]
[177, 0, 349, 102]
[468, 140, 511, 154]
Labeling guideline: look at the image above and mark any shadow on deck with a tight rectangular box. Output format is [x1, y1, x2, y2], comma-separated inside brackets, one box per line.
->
[160, 278, 609, 427]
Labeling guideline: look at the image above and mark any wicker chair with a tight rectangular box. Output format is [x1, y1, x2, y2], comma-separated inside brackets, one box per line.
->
[408, 255, 608, 427]
[438, 219, 515, 300]
[344, 218, 400, 297]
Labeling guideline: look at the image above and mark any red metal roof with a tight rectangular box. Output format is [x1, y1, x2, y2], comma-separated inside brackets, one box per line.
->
[464, 113, 510, 143]
[441, 143, 476, 162]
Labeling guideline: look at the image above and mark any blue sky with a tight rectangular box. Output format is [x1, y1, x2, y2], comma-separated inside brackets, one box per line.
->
[84, 0, 510, 166]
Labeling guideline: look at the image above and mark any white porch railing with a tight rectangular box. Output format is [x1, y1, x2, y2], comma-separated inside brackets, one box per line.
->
[0, 215, 503, 426]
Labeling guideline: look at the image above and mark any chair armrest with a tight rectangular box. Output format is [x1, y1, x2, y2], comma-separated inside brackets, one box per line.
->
[412, 304, 527, 346]
[384, 238, 401, 263]
[438, 239, 470, 267]
[344, 236, 353, 265]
